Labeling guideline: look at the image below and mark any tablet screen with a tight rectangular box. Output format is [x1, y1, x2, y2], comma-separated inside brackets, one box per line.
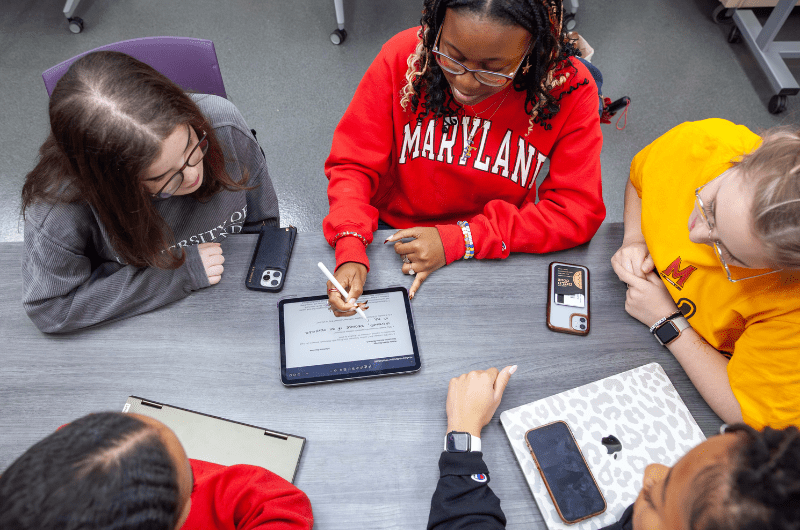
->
[279, 287, 421, 385]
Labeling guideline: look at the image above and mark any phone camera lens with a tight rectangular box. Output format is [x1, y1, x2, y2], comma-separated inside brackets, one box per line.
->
[271, 280, 279, 286]
[580, 324, 586, 330]
[273, 271, 281, 277]
[580, 317, 586, 323]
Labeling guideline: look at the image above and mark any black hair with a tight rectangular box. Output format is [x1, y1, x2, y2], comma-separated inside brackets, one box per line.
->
[399, 0, 583, 132]
[688, 424, 800, 530]
[0, 412, 180, 530]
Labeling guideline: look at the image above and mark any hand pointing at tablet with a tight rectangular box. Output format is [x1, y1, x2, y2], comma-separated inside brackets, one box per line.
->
[386, 227, 447, 299]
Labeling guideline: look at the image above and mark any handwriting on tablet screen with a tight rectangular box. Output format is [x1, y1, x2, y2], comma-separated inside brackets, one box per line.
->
[283, 292, 411, 369]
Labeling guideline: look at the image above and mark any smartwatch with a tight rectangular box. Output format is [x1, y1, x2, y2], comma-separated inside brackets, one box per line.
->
[444, 431, 481, 453]
[651, 312, 690, 346]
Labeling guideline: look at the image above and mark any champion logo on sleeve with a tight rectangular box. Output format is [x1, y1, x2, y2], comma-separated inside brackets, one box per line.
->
[471, 473, 488, 483]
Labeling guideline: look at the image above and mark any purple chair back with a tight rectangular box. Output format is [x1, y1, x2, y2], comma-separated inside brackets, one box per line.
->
[42, 37, 227, 98]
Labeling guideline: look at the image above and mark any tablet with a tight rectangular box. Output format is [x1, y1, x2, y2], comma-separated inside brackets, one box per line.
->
[278, 286, 421, 385]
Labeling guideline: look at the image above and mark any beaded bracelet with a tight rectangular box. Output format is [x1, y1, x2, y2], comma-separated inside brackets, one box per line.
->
[457, 221, 474, 260]
[330, 231, 370, 249]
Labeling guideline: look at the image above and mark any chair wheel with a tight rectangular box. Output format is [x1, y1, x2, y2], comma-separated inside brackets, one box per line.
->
[768, 95, 787, 114]
[727, 26, 741, 43]
[330, 28, 347, 45]
[68, 16, 84, 33]
[712, 5, 734, 24]
[564, 13, 576, 31]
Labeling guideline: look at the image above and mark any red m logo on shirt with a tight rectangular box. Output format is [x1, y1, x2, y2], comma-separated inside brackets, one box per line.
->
[660, 257, 697, 290]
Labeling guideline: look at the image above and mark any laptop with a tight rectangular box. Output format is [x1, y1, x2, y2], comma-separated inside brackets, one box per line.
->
[122, 396, 305, 483]
[500, 363, 706, 530]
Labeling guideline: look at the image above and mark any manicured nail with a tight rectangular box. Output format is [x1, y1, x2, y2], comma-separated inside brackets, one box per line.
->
[409, 292, 415, 300]
[510, 365, 518, 374]
[383, 237, 392, 244]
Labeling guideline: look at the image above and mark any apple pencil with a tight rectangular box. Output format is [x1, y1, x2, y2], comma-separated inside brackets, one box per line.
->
[317, 262, 368, 320]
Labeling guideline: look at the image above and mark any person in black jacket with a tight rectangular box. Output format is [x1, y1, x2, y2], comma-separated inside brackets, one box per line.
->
[427, 367, 800, 530]
[427, 365, 515, 529]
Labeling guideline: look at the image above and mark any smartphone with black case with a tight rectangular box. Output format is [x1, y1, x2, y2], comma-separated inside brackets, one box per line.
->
[525, 421, 606, 524]
[245, 225, 297, 292]
[547, 261, 590, 335]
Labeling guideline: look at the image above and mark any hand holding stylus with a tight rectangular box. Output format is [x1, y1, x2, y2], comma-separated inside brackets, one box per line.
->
[318, 262, 367, 320]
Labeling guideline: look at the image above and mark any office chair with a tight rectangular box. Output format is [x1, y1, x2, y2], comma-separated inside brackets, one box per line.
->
[42, 37, 227, 98]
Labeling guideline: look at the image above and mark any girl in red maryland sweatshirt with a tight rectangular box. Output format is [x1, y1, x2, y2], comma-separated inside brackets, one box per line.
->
[324, 0, 604, 310]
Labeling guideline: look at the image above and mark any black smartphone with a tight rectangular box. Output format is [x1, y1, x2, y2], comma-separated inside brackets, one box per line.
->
[546, 261, 590, 336]
[245, 225, 297, 292]
[525, 421, 606, 524]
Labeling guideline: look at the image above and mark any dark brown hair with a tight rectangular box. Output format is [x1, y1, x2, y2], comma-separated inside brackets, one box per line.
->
[0, 412, 179, 530]
[22, 51, 247, 269]
[686, 424, 800, 530]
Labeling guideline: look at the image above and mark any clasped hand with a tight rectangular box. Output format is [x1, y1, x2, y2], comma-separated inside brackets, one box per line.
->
[610, 240, 679, 328]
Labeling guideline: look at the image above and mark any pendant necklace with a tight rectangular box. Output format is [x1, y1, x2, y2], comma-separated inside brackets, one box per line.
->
[458, 87, 511, 164]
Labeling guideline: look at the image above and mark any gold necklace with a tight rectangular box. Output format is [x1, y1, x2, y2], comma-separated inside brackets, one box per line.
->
[458, 87, 512, 164]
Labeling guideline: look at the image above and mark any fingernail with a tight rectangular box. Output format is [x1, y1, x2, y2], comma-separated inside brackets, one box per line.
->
[383, 237, 391, 244]
[510, 365, 518, 374]
[409, 292, 414, 300]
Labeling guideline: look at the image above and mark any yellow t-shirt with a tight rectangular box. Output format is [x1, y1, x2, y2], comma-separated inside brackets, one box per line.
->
[630, 118, 800, 429]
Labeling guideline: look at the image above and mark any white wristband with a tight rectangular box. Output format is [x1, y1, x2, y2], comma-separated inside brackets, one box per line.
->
[443, 433, 481, 452]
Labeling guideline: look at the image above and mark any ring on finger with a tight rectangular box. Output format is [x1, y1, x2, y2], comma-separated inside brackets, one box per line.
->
[402, 255, 410, 264]
[328, 288, 339, 293]
[408, 267, 416, 275]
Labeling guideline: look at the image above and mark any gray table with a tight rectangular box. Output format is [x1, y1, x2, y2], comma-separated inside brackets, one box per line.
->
[0, 223, 721, 529]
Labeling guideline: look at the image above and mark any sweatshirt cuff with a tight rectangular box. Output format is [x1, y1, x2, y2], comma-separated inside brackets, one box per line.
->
[334, 236, 370, 272]
[438, 451, 489, 477]
[436, 224, 465, 265]
[185, 245, 211, 291]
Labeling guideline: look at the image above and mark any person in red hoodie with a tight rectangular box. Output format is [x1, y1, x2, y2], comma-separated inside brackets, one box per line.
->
[325, 0, 605, 312]
[0, 412, 313, 530]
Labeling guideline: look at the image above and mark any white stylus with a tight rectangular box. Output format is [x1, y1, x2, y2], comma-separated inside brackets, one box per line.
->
[317, 262, 368, 320]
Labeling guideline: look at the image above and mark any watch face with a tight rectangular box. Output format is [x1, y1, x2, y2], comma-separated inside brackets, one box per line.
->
[655, 321, 680, 344]
[447, 432, 470, 452]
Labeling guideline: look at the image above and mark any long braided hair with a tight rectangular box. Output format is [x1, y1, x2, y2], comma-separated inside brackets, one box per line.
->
[399, 0, 583, 134]
[688, 424, 800, 530]
[0, 412, 181, 530]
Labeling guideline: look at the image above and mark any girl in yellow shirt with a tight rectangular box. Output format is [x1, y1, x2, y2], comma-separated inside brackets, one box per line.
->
[611, 119, 800, 429]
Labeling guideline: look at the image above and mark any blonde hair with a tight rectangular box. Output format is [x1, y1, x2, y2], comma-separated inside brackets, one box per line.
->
[735, 127, 800, 269]
[399, 27, 431, 113]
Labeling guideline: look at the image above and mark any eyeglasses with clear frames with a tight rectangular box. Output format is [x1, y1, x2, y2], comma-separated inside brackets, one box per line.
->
[153, 129, 209, 200]
[694, 171, 781, 282]
[431, 25, 532, 87]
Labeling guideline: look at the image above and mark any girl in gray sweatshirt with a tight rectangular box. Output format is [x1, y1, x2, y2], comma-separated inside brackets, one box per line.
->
[21, 51, 279, 333]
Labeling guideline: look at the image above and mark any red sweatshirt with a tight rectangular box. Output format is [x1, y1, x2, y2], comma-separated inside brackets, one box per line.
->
[182, 459, 313, 530]
[323, 27, 605, 270]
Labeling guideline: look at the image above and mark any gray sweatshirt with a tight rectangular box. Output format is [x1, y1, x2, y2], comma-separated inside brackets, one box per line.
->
[22, 94, 279, 333]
